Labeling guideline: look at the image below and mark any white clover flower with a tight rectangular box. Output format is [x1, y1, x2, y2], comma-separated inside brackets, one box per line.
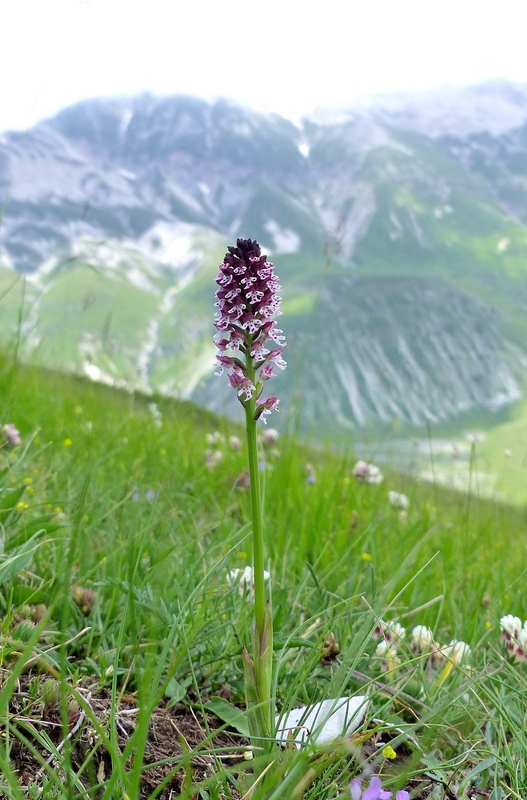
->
[380, 620, 406, 645]
[352, 460, 384, 485]
[411, 624, 434, 652]
[500, 614, 522, 643]
[206, 431, 225, 445]
[444, 639, 471, 664]
[226, 568, 241, 586]
[510, 628, 527, 662]
[388, 490, 410, 510]
[500, 617, 527, 661]
[2, 423, 22, 448]
[375, 639, 401, 671]
[262, 428, 279, 445]
[226, 565, 270, 597]
[229, 435, 242, 451]
[205, 449, 223, 469]
[375, 639, 390, 657]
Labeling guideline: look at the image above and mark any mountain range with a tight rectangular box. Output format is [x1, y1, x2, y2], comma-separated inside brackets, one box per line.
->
[0, 80, 526, 432]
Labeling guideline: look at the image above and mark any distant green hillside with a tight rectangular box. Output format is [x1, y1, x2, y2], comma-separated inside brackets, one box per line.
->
[0, 85, 526, 443]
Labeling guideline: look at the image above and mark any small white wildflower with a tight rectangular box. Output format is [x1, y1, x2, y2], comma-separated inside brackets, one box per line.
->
[262, 428, 279, 445]
[388, 490, 410, 510]
[229, 435, 242, 451]
[226, 565, 270, 597]
[376, 619, 406, 645]
[206, 431, 225, 445]
[2, 423, 22, 447]
[500, 616, 527, 660]
[375, 639, 401, 671]
[375, 640, 390, 657]
[515, 628, 527, 661]
[352, 460, 383, 485]
[226, 568, 241, 586]
[500, 614, 522, 643]
[504, 449, 512, 458]
[386, 620, 406, 642]
[444, 639, 471, 664]
[205, 449, 223, 468]
[411, 625, 434, 652]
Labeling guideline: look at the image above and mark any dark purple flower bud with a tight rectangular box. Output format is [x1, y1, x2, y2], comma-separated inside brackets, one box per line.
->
[213, 238, 286, 420]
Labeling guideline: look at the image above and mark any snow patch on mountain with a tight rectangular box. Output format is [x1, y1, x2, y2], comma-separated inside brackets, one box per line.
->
[264, 220, 301, 253]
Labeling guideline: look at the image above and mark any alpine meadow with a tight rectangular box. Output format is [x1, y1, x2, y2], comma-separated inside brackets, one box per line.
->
[0, 80, 527, 799]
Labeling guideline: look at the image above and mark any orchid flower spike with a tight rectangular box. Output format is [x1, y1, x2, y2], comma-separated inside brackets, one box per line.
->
[214, 239, 286, 423]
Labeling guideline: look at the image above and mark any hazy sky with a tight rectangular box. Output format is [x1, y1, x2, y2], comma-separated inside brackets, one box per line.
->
[1, 0, 526, 132]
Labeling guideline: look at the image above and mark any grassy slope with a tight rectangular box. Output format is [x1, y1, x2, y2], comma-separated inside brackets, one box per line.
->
[1, 352, 526, 643]
[478, 397, 527, 504]
[2, 353, 527, 795]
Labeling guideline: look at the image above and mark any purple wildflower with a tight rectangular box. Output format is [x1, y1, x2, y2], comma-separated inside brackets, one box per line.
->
[214, 239, 286, 423]
[255, 395, 280, 422]
[145, 490, 158, 500]
[350, 776, 409, 800]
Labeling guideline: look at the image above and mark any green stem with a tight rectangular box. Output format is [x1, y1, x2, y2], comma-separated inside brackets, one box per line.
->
[244, 360, 265, 638]
[244, 353, 274, 751]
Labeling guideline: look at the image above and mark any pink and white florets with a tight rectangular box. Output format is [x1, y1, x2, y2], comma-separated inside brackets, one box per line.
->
[214, 239, 286, 422]
[500, 614, 527, 661]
